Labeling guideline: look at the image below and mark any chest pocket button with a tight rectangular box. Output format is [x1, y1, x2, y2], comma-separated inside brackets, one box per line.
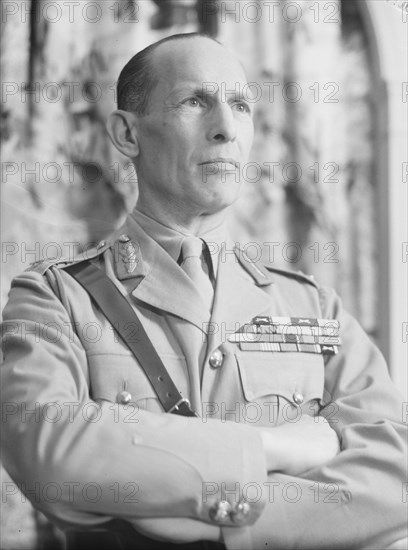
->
[209, 349, 224, 368]
[117, 390, 132, 404]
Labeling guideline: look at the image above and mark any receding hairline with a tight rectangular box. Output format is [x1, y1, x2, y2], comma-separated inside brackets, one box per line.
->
[147, 34, 247, 100]
[151, 32, 221, 59]
[121, 32, 222, 80]
[150, 33, 240, 71]
[155, 32, 219, 49]
[116, 33, 244, 114]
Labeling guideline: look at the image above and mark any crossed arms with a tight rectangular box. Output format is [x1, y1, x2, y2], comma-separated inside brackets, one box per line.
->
[1, 269, 406, 549]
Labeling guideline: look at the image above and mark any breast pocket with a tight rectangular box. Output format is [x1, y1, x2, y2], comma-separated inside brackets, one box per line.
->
[87, 352, 190, 413]
[236, 352, 324, 425]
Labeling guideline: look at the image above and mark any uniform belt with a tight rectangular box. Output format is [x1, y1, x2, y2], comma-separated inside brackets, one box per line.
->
[66, 519, 226, 550]
[64, 260, 197, 417]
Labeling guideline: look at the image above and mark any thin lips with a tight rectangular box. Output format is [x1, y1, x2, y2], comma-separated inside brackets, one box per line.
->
[199, 158, 240, 169]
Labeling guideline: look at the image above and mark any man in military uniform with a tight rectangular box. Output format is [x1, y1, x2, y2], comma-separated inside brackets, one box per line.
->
[1, 34, 407, 550]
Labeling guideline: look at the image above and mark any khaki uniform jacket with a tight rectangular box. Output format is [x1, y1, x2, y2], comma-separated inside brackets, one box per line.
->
[1, 214, 407, 549]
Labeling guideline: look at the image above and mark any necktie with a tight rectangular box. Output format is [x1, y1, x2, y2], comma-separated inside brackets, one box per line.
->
[180, 237, 214, 313]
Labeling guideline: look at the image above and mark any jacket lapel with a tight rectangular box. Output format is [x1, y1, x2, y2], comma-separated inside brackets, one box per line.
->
[206, 242, 274, 355]
[110, 217, 275, 343]
[112, 216, 211, 333]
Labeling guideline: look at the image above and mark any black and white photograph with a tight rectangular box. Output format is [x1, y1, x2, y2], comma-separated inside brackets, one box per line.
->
[1, 1, 407, 549]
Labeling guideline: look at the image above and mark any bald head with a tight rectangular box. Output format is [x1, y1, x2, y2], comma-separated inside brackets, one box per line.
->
[117, 33, 242, 116]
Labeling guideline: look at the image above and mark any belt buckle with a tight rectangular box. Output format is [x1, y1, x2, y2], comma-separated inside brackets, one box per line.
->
[168, 398, 197, 417]
[168, 397, 191, 413]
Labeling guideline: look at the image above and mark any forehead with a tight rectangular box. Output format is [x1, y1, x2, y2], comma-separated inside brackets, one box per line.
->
[150, 38, 248, 97]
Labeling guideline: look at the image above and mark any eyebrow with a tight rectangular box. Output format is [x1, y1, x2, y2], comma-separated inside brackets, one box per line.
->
[170, 84, 251, 103]
[225, 89, 250, 103]
[169, 84, 212, 98]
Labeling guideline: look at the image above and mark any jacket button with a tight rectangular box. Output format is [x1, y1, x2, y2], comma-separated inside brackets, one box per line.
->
[119, 234, 131, 243]
[97, 240, 106, 249]
[117, 390, 132, 405]
[231, 500, 250, 524]
[209, 349, 223, 368]
[209, 500, 232, 523]
[293, 391, 304, 405]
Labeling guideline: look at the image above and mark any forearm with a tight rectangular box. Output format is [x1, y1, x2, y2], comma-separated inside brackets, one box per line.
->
[1, 271, 267, 529]
[258, 414, 340, 475]
[223, 413, 407, 550]
[2, 393, 267, 527]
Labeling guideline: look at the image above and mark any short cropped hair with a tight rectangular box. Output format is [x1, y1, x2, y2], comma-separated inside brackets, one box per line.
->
[117, 33, 217, 115]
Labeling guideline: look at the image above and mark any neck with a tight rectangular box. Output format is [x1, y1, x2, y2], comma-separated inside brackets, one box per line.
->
[135, 196, 228, 235]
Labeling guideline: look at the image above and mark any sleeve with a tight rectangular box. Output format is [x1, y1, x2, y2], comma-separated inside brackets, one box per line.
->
[0, 271, 267, 532]
[226, 286, 407, 550]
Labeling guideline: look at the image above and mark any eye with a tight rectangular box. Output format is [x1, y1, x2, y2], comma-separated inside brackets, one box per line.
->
[234, 102, 251, 114]
[183, 97, 203, 108]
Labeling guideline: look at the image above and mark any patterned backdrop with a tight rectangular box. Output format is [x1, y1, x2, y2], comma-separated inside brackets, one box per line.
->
[1, 1, 377, 547]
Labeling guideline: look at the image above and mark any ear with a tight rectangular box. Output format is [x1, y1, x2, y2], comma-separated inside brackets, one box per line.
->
[106, 110, 140, 159]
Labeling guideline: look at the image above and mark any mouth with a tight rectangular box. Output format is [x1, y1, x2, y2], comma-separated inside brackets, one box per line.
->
[199, 158, 240, 169]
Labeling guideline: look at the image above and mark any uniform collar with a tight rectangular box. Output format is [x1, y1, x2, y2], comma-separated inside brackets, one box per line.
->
[104, 215, 274, 333]
[131, 208, 226, 276]
[107, 214, 212, 331]
[108, 213, 275, 287]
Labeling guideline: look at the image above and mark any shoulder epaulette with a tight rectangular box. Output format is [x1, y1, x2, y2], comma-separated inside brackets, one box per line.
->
[25, 240, 111, 276]
[234, 244, 318, 288]
[25, 257, 65, 275]
[234, 246, 274, 286]
[264, 266, 319, 288]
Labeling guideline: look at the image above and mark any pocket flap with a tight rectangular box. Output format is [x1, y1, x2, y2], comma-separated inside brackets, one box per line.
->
[236, 352, 324, 404]
[87, 352, 189, 404]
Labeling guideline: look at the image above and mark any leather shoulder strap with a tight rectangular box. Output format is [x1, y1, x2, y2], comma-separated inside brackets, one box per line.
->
[64, 260, 197, 417]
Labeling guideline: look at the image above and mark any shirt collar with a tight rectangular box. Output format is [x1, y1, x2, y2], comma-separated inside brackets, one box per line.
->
[131, 209, 227, 276]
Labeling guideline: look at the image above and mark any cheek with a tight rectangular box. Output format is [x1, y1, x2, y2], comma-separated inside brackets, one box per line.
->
[138, 119, 200, 176]
[139, 131, 170, 164]
[239, 125, 254, 156]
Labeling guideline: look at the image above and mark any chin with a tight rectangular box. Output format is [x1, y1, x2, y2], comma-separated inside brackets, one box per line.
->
[203, 189, 240, 214]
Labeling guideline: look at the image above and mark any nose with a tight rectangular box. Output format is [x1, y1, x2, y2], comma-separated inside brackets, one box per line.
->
[207, 102, 237, 143]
